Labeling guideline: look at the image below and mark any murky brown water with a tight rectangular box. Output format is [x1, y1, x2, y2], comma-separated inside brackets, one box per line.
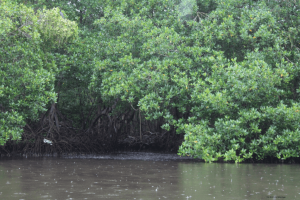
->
[0, 152, 299, 200]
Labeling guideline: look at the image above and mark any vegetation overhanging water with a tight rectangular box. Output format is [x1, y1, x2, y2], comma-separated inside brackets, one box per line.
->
[1, 0, 300, 163]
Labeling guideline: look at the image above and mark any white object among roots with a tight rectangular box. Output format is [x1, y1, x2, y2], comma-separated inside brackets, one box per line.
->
[43, 138, 53, 145]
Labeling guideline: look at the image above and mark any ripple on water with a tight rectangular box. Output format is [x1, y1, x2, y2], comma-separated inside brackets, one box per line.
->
[0, 153, 299, 200]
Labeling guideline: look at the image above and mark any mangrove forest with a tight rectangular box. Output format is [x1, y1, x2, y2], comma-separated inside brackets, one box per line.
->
[1, 0, 300, 163]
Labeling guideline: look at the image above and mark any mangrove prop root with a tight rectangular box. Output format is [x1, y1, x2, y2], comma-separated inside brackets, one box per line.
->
[1, 105, 182, 155]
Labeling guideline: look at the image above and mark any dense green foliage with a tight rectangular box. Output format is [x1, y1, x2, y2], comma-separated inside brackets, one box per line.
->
[1, 0, 300, 162]
[0, 0, 77, 145]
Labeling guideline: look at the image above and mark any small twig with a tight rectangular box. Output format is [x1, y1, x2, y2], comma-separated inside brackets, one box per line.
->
[194, 12, 209, 21]
[284, 55, 294, 64]
[139, 109, 142, 141]
[130, 104, 142, 141]
[1, 146, 10, 157]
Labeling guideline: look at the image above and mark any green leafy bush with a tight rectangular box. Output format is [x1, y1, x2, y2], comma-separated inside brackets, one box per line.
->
[1, 0, 299, 162]
[89, 0, 300, 162]
[0, 0, 77, 145]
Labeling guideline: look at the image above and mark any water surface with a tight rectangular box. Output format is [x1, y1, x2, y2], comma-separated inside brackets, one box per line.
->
[0, 152, 299, 199]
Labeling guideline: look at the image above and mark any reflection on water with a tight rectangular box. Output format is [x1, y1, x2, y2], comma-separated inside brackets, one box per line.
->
[0, 152, 299, 200]
[178, 163, 300, 199]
